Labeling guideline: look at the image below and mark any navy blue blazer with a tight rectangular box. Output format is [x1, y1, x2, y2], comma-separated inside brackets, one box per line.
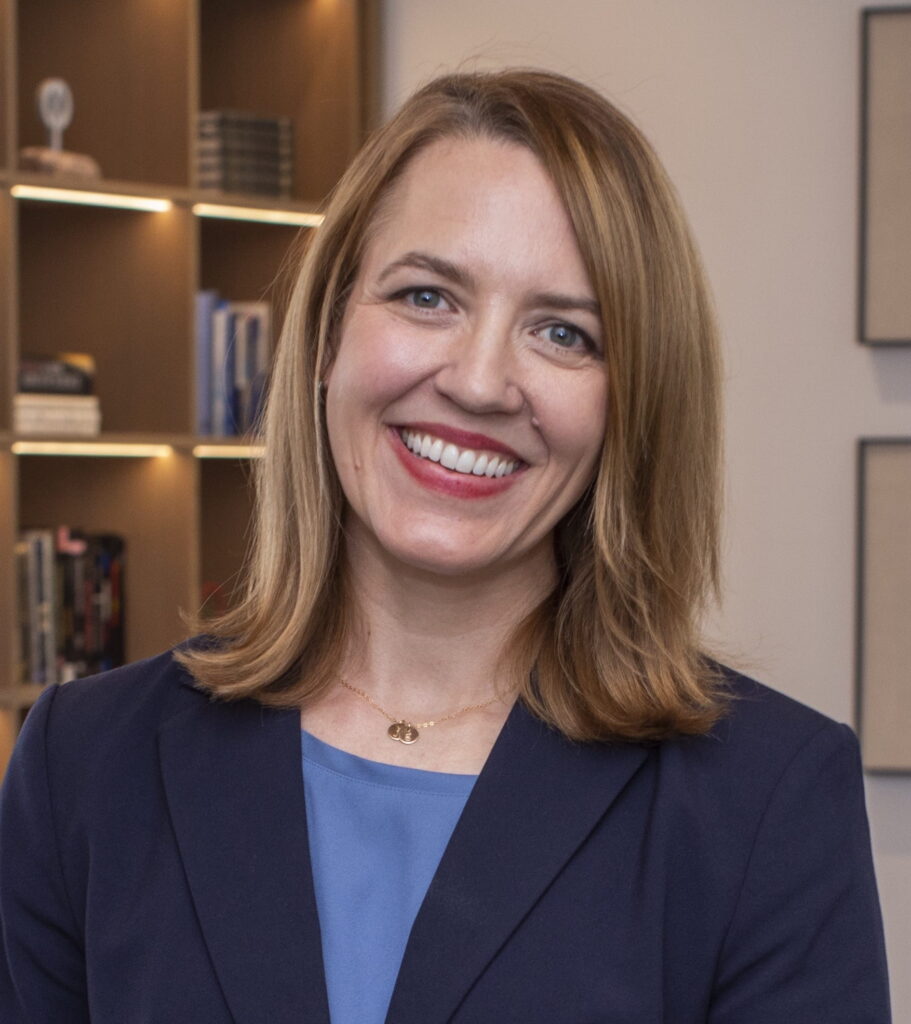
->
[0, 649, 890, 1022]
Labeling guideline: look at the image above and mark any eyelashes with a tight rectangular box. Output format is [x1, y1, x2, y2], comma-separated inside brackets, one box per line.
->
[400, 287, 450, 311]
[535, 323, 598, 355]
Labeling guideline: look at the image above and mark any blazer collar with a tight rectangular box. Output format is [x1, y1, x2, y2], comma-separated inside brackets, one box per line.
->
[160, 675, 647, 1024]
[387, 700, 648, 1023]
[159, 688, 331, 1024]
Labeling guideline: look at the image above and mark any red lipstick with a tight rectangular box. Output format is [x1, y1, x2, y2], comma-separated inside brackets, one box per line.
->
[388, 427, 524, 499]
[397, 421, 523, 461]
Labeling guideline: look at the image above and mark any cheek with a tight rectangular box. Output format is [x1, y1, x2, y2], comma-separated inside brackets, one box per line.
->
[539, 377, 608, 472]
[330, 309, 431, 409]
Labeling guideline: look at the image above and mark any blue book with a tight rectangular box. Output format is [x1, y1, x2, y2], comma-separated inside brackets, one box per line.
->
[195, 290, 220, 434]
[211, 305, 233, 437]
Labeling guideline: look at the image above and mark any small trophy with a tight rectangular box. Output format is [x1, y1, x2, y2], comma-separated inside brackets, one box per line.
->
[19, 78, 102, 178]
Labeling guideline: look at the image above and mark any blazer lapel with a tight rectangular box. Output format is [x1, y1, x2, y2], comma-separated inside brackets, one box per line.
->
[159, 688, 330, 1024]
[387, 701, 648, 1024]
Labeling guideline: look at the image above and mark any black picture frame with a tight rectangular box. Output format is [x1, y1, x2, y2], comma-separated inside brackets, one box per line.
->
[856, 438, 911, 772]
[858, 7, 911, 345]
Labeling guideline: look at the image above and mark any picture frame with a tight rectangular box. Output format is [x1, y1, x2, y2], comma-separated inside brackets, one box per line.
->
[858, 7, 911, 345]
[856, 439, 911, 771]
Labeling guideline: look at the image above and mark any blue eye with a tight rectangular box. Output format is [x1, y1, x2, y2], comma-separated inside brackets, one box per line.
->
[407, 288, 444, 309]
[545, 324, 582, 348]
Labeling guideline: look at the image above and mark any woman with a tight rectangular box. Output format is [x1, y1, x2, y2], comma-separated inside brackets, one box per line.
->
[0, 70, 890, 1022]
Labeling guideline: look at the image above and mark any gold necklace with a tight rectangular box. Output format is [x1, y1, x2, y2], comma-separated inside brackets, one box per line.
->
[339, 679, 498, 744]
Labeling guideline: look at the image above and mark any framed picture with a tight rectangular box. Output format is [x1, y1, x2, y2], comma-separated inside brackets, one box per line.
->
[859, 7, 911, 345]
[856, 439, 911, 771]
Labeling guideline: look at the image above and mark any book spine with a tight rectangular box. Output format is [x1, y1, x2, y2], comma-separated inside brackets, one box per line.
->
[195, 290, 219, 434]
[211, 305, 231, 438]
[223, 311, 239, 435]
[21, 531, 57, 685]
[14, 540, 31, 684]
[232, 313, 249, 435]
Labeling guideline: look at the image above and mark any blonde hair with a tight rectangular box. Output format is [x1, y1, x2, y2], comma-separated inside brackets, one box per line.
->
[177, 68, 726, 741]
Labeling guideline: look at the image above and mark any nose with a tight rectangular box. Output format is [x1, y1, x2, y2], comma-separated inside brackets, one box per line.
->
[433, 314, 526, 416]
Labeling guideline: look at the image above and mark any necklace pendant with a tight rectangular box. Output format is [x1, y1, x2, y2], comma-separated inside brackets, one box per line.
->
[388, 721, 419, 744]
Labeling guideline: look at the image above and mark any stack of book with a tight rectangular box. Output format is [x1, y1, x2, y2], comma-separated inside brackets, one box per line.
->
[15, 353, 101, 436]
[196, 110, 293, 198]
[195, 291, 271, 436]
[16, 527, 125, 686]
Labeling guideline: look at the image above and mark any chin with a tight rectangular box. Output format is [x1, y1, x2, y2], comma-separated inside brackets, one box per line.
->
[376, 529, 512, 580]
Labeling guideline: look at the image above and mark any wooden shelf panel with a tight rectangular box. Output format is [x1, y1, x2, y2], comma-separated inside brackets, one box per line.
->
[0, 1, 10, 172]
[18, 452, 197, 665]
[16, 0, 191, 186]
[18, 201, 193, 433]
[10, 173, 326, 216]
[199, 0, 369, 201]
[11, 172, 195, 205]
[0, 190, 11, 431]
[0, 446, 15, 687]
[7, 431, 265, 454]
[198, 457, 255, 619]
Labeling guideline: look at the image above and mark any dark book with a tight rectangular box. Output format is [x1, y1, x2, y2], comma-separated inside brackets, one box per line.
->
[198, 110, 293, 134]
[18, 354, 95, 395]
[196, 136, 292, 159]
[197, 173, 292, 197]
[196, 154, 293, 175]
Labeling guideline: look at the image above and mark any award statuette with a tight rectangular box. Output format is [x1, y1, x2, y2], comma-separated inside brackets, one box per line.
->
[38, 78, 74, 151]
[19, 78, 101, 178]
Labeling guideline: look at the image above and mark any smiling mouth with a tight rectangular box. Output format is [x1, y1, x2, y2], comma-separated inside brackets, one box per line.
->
[398, 428, 522, 478]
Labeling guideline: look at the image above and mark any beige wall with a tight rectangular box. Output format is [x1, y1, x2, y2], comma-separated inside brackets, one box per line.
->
[382, 0, 911, 1013]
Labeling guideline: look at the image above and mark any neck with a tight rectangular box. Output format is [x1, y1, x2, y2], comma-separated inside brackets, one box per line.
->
[338, 523, 556, 713]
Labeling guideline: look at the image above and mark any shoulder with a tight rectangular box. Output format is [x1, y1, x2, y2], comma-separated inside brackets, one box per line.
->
[651, 663, 862, 835]
[43, 643, 204, 731]
[706, 662, 857, 770]
[13, 642, 215, 795]
[707, 662, 853, 755]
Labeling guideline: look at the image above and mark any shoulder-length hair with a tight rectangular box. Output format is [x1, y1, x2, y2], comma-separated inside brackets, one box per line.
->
[177, 68, 726, 742]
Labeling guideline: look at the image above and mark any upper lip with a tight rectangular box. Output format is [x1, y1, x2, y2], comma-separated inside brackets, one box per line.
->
[397, 421, 524, 462]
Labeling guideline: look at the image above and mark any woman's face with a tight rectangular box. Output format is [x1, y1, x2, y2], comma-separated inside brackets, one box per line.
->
[325, 135, 608, 581]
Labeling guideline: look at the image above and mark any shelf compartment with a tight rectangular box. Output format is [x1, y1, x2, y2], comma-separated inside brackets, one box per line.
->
[18, 451, 197, 665]
[198, 457, 255, 619]
[199, 0, 371, 202]
[16, 0, 191, 186]
[199, 215, 301, 338]
[18, 200, 193, 434]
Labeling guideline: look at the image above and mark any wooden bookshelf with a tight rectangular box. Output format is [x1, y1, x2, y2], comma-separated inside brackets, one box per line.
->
[0, 0, 380, 776]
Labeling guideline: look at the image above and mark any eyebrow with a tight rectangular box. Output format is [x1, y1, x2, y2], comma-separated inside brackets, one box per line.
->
[377, 251, 475, 290]
[377, 249, 601, 319]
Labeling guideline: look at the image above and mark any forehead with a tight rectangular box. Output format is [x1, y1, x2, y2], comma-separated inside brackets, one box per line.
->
[360, 136, 592, 295]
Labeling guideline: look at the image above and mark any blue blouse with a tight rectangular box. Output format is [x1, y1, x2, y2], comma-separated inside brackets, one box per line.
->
[301, 731, 476, 1024]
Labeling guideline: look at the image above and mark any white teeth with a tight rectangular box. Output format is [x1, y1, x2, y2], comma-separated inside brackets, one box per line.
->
[440, 443, 460, 470]
[399, 429, 519, 478]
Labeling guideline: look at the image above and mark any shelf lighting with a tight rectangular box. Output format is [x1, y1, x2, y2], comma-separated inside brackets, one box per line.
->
[192, 202, 323, 227]
[11, 184, 173, 212]
[193, 443, 265, 459]
[12, 441, 174, 458]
